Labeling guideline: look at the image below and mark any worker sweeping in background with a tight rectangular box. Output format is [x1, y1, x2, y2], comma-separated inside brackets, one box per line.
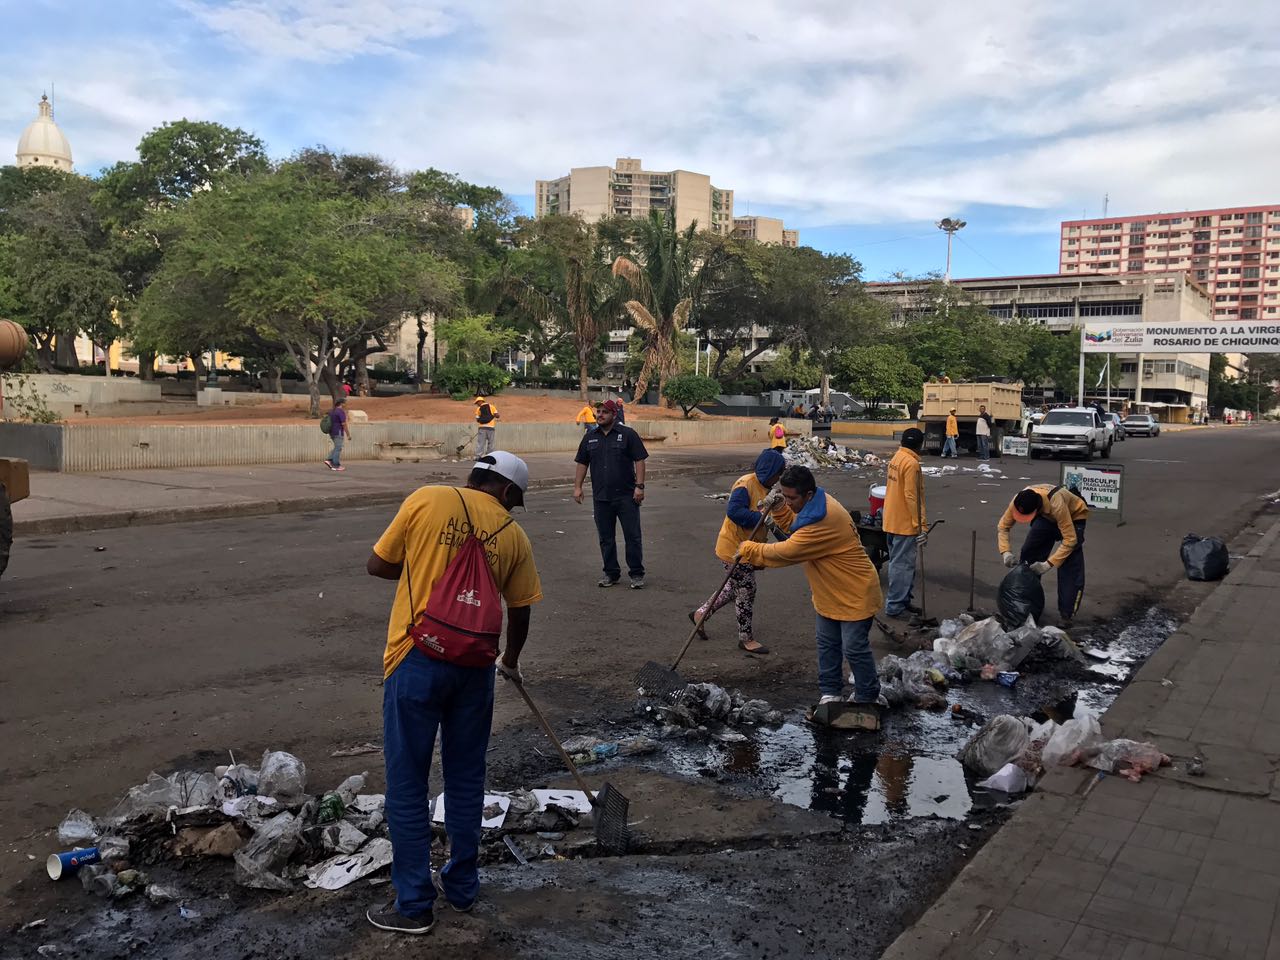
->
[690, 448, 793, 655]
[882, 428, 927, 623]
[738, 465, 884, 707]
[941, 407, 959, 458]
[997, 484, 1089, 629]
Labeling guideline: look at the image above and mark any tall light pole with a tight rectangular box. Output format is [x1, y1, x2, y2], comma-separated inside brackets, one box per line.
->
[936, 218, 966, 284]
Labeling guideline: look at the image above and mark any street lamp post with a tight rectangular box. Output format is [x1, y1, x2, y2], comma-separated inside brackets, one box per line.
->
[935, 218, 967, 284]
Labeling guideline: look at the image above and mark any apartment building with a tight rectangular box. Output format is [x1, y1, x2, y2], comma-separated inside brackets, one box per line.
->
[535, 158, 734, 235]
[866, 272, 1213, 418]
[1060, 205, 1280, 326]
[732, 216, 799, 247]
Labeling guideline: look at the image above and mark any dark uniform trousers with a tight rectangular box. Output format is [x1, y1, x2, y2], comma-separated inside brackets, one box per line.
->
[1020, 516, 1086, 620]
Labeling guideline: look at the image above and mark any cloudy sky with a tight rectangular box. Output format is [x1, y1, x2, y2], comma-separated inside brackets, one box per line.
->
[4, 0, 1279, 279]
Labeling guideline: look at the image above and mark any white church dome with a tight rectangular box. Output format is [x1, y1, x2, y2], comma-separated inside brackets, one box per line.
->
[16, 95, 73, 171]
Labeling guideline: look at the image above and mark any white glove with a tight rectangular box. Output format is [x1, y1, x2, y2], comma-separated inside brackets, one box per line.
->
[1030, 561, 1053, 576]
[1002, 551, 1017, 568]
[758, 491, 784, 512]
[497, 659, 523, 685]
[915, 533, 928, 546]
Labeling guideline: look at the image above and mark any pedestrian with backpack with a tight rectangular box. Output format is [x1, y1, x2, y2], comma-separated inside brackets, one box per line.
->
[365, 451, 542, 935]
[322, 396, 351, 471]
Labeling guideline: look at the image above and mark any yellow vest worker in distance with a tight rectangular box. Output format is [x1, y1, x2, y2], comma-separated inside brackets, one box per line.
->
[768, 417, 787, 449]
[691, 449, 794, 655]
[942, 408, 960, 458]
[882, 428, 927, 621]
[575, 403, 597, 430]
[474, 396, 499, 457]
[738, 464, 885, 708]
[365, 451, 542, 932]
[997, 483, 1089, 628]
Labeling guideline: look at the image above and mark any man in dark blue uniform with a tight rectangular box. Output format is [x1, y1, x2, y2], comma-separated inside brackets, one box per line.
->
[573, 400, 649, 589]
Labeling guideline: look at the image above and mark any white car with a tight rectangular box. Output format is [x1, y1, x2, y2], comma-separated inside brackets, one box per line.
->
[1029, 407, 1112, 460]
[1123, 413, 1161, 437]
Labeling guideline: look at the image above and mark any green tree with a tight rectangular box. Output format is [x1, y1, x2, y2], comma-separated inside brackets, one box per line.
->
[437, 313, 518, 364]
[831, 344, 923, 410]
[761, 350, 822, 390]
[662, 374, 721, 418]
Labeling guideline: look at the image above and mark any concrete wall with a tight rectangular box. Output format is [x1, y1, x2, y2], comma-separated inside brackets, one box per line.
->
[831, 420, 921, 439]
[22, 374, 162, 406]
[5, 416, 812, 472]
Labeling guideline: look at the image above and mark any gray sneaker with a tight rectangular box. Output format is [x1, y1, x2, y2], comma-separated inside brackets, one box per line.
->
[630, 577, 646, 590]
[597, 576, 619, 588]
[849, 693, 890, 709]
[367, 902, 434, 935]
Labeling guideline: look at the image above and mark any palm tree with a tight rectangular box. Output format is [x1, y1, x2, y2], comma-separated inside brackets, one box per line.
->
[610, 209, 701, 403]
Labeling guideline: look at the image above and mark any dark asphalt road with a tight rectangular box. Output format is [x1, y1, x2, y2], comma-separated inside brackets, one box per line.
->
[1, 424, 1276, 956]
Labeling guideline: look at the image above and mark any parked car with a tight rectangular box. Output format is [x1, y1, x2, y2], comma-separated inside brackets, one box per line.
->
[1029, 407, 1112, 460]
[1123, 413, 1161, 437]
[1107, 412, 1127, 441]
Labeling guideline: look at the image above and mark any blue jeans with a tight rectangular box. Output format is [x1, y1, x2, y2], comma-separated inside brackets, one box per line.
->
[593, 495, 644, 579]
[942, 436, 958, 457]
[977, 435, 990, 460]
[884, 533, 917, 615]
[815, 614, 879, 700]
[383, 647, 495, 917]
[327, 433, 345, 466]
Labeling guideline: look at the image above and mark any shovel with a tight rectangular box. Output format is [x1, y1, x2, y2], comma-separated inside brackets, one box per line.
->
[454, 432, 478, 458]
[916, 518, 944, 627]
[506, 676, 630, 855]
[635, 510, 770, 702]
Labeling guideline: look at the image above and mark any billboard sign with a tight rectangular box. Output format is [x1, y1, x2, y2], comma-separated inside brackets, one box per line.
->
[1059, 463, 1124, 522]
[1081, 321, 1280, 354]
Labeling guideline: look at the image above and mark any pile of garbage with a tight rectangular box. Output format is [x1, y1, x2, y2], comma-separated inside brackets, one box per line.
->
[958, 712, 1170, 793]
[932, 614, 1084, 679]
[784, 435, 883, 471]
[638, 682, 785, 732]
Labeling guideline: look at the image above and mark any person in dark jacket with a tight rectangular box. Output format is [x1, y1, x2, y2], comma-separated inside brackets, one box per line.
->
[573, 400, 649, 588]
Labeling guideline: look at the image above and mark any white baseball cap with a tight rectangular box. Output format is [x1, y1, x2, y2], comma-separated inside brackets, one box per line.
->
[472, 451, 529, 506]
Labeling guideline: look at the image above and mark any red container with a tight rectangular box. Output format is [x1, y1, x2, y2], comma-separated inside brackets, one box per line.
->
[868, 484, 887, 516]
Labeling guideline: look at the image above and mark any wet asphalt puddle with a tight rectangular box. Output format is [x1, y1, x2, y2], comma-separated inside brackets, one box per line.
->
[629, 605, 1177, 830]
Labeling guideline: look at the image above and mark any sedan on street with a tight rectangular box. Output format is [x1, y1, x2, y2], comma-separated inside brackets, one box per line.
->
[1123, 413, 1161, 437]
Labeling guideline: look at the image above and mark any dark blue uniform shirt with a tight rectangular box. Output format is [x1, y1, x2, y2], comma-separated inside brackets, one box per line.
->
[574, 424, 649, 501]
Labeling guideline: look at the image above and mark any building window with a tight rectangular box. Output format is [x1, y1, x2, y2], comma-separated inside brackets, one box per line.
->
[1241, 308, 1258, 319]
[1079, 301, 1142, 316]
[1018, 304, 1075, 318]
[1120, 362, 1138, 373]
[1247, 211, 1263, 223]
[1245, 267, 1261, 279]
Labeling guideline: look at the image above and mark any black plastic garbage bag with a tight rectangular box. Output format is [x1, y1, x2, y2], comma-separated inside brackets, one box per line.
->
[997, 564, 1045, 628]
[1181, 534, 1229, 582]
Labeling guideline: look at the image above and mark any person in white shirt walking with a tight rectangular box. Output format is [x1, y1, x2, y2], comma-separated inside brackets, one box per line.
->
[975, 404, 993, 461]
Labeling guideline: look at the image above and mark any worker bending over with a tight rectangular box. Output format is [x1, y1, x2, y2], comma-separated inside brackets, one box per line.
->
[997, 484, 1089, 628]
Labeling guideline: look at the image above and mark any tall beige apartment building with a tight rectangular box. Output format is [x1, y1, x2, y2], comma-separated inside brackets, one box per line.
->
[732, 216, 799, 247]
[1060, 204, 1280, 323]
[536, 158, 735, 235]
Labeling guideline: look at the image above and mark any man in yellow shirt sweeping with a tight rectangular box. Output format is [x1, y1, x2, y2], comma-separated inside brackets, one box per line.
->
[737, 464, 885, 707]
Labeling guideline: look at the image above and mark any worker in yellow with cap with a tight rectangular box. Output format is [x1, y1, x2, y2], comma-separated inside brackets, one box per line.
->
[997, 484, 1089, 628]
[737, 464, 885, 708]
[942, 407, 959, 458]
[474, 396, 499, 456]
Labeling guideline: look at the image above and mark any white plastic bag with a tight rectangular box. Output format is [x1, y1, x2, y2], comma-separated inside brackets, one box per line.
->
[1042, 715, 1103, 766]
[258, 751, 308, 805]
[977, 763, 1031, 793]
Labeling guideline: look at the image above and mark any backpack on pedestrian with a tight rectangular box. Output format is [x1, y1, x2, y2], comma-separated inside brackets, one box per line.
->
[406, 490, 514, 668]
[320, 413, 332, 434]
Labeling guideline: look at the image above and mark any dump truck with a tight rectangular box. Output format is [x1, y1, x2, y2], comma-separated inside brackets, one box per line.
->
[0, 319, 31, 579]
[920, 380, 1025, 457]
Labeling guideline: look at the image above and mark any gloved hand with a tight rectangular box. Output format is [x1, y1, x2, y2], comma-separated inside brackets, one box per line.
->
[496, 658, 523, 685]
[1029, 561, 1053, 576]
[1002, 551, 1017, 568]
[764, 518, 786, 541]
[915, 533, 928, 546]
[758, 491, 784, 512]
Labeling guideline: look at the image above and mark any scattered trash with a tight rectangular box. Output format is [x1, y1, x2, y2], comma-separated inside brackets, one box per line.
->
[1089, 739, 1170, 781]
[320, 821, 368, 855]
[179, 904, 201, 920]
[1187, 755, 1205, 777]
[19, 919, 47, 932]
[1180, 534, 1229, 581]
[997, 565, 1045, 628]
[330, 743, 382, 758]
[107, 771, 218, 822]
[145, 884, 183, 903]
[996, 671, 1019, 687]
[959, 716, 1031, 776]
[783, 436, 884, 472]
[46, 847, 101, 880]
[37, 946, 60, 957]
[233, 812, 303, 891]
[703, 493, 729, 500]
[304, 838, 393, 890]
[433, 793, 509, 829]
[173, 822, 247, 858]
[79, 864, 118, 898]
[531, 789, 594, 815]
[504, 835, 529, 866]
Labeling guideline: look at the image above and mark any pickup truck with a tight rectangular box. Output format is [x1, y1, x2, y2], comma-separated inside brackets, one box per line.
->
[1028, 407, 1112, 460]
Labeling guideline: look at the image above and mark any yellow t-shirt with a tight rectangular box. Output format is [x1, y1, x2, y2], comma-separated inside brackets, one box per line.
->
[576, 405, 596, 425]
[883, 447, 925, 536]
[770, 424, 787, 449]
[373, 486, 542, 679]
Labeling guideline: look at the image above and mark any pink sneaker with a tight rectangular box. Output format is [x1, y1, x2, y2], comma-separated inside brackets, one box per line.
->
[333, 466, 346, 472]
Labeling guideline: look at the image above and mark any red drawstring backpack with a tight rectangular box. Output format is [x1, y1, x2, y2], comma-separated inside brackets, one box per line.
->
[406, 490, 514, 668]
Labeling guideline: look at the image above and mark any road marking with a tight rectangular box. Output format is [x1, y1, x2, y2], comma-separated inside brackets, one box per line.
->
[1133, 458, 1184, 464]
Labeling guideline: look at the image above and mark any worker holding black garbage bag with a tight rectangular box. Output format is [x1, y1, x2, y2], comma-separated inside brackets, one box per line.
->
[996, 484, 1089, 629]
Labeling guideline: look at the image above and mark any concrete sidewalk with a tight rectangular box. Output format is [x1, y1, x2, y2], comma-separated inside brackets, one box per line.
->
[12, 441, 808, 535]
[884, 513, 1280, 960]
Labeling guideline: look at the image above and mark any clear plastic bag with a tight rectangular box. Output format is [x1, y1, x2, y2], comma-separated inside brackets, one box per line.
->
[959, 715, 1031, 776]
[1088, 739, 1170, 781]
[1041, 716, 1103, 766]
[258, 751, 308, 805]
[57, 809, 99, 846]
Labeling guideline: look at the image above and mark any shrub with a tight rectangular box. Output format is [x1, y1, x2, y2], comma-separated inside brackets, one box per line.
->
[662, 374, 721, 419]
[435, 362, 511, 400]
